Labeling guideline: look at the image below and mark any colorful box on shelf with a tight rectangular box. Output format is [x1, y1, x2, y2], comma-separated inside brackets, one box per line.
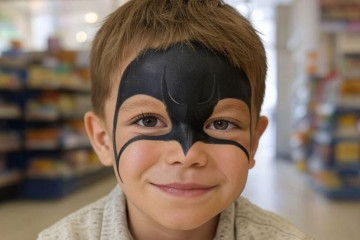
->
[0, 131, 21, 153]
[27, 158, 71, 179]
[0, 170, 23, 188]
[25, 128, 59, 150]
[342, 55, 360, 77]
[26, 149, 99, 179]
[334, 140, 360, 165]
[320, 0, 360, 22]
[25, 100, 60, 121]
[0, 72, 22, 90]
[61, 120, 90, 149]
[0, 50, 95, 200]
[24, 92, 91, 121]
[59, 94, 91, 118]
[0, 102, 21, 119]
[27, 66, 90, 91]
[310, 170, 360, 199]
[61, 133, 90, 150]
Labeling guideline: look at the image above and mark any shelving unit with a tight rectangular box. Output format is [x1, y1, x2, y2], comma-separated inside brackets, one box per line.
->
[291, 0, 360, 199]
[0, 68, 25, 200]
[0, 50, 111, 200]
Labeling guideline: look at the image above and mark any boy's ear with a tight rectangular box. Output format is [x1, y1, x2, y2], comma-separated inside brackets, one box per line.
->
[84, 111, 113, 166]
[249, 116, 268, 168]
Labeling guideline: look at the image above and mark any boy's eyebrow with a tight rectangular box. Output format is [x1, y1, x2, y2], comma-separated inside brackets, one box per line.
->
[213, 101, 249, 115]
[119, 99, 165, 112]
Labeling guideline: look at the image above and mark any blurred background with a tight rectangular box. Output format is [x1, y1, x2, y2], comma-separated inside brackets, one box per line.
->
[0, 0, 359, 239]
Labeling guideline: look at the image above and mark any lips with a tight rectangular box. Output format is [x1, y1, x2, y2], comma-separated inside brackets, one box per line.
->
[151, 183, 216, 197]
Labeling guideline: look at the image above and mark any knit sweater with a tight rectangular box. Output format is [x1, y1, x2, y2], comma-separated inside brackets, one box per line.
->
[37, 186, 313, 240]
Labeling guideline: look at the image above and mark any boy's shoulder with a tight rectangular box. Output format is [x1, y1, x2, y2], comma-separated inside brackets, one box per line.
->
[233, 197, 313, 240]
[37, 195, 107, 240]
[37, 186, 131, 240]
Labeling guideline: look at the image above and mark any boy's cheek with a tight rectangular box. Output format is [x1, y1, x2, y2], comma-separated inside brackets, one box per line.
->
[208, 144, 250, 193]
[222, 132, 251, 157]
[117, 141, 164, 180]
[236, 132, 251, 149]
[210, 144, 250, 167]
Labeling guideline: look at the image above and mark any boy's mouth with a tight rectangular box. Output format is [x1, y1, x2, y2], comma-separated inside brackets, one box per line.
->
[151, 183, 216, 197]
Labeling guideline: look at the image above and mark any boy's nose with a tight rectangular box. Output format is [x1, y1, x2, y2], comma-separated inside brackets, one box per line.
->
[165, 141, 209, 168]
[175, 122, 199, 155]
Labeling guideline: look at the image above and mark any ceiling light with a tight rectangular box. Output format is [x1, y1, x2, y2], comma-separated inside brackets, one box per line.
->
[84, 12, 98, 24]
[76, 31, 87, 43]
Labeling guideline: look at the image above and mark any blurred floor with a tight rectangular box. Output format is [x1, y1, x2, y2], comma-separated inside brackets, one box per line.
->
[0, 174, 117, 240]
[0, 117, 359, 240]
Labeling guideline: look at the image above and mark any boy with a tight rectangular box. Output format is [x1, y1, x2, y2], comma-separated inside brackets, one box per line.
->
[38, 0, 312, 239]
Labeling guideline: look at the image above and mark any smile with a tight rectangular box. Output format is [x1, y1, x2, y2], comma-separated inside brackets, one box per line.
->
[151, 183, 216, 197]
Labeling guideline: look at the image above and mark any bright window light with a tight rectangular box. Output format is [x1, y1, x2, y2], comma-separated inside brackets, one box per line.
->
[236, 4, 250, 17]
[251, 9, 265, 21]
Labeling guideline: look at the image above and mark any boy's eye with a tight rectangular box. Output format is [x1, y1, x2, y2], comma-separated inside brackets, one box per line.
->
[136, 115, 165, 128]
[206, 119, 237, 130]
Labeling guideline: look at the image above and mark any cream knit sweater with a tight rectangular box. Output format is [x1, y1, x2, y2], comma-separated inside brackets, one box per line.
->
[38, 186, 313, 240]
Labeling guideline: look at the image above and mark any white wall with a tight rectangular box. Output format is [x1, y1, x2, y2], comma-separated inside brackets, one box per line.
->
[0, 4, 32, 53]
[275, 0, 320, 158]
[0, 0, 126, 53]
[276, 4, 294, 158]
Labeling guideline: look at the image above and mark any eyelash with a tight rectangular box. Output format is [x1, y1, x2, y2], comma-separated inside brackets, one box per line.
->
[131, 113, 165, 127]
[206, 118, 240, 131]
[130, 113, 240, 131]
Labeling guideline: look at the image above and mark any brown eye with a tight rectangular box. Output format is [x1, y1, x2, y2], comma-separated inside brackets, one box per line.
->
[140, 116, 158, 127]
[213, 120, 229, 130]
[135, 115, 166, 128]
[206, 119, 237, 131]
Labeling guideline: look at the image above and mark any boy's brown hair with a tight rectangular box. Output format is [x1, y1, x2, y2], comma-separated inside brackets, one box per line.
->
[90, 0, 267, 119]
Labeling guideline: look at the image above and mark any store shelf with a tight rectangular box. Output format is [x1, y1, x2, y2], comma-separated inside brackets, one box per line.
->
[26, 85, 90, 94]
[25, 115, 60, 122]
[0, 170, 23, 188]
[291, 1, 360, 199]
[0, 114, 21, 120]
[0, 49, 103, 200]
[25, 114, 86, 122]
[0, 131, 21, 153]
[331, 164, 360, 173]
[0, 72, 23, 91]
[311, 178, 360, 199]
[0, 102, 22, 119]
[0, 86, 22, 91]
[309, 167, 360, 199]
[24, 140, 91, 151]
[321, 21, 360, 33]
[0, 145, 22, 154]
[22, 166, 112, 199]
[0, 170, 23, 201]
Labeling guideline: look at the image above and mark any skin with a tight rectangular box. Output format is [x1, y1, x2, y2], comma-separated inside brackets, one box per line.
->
[84, 56, 268, 240]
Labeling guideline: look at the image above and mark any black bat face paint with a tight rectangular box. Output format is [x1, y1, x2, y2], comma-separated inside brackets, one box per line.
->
[113, 42, 251, 179]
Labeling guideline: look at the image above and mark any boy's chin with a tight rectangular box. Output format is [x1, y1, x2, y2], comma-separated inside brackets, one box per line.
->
[154, 211, 219, 232]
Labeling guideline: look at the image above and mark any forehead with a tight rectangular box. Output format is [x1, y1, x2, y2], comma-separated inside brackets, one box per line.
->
[120, 94, 250, 117]
[117, 43, 251, 109]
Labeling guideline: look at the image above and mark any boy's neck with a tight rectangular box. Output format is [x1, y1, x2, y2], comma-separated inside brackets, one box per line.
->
[127, 200, 219, 240]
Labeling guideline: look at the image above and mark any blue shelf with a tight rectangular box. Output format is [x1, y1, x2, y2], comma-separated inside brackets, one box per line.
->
[311, 179, 360, 199]
[1, 51, 93, 200]
[21, 167, 112, 199]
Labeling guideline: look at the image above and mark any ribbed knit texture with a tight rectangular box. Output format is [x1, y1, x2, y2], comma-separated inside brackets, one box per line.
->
[37, 186, 313, 240]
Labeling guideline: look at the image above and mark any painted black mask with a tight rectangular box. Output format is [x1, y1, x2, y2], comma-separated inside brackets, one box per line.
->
[113, 42, 251, 178]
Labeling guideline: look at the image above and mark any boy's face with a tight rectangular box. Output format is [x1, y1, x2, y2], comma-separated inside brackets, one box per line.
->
[85, 43, 268, 232]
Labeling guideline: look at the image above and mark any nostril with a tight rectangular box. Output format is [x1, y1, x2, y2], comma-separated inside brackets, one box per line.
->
[163, 141, 208, 167]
